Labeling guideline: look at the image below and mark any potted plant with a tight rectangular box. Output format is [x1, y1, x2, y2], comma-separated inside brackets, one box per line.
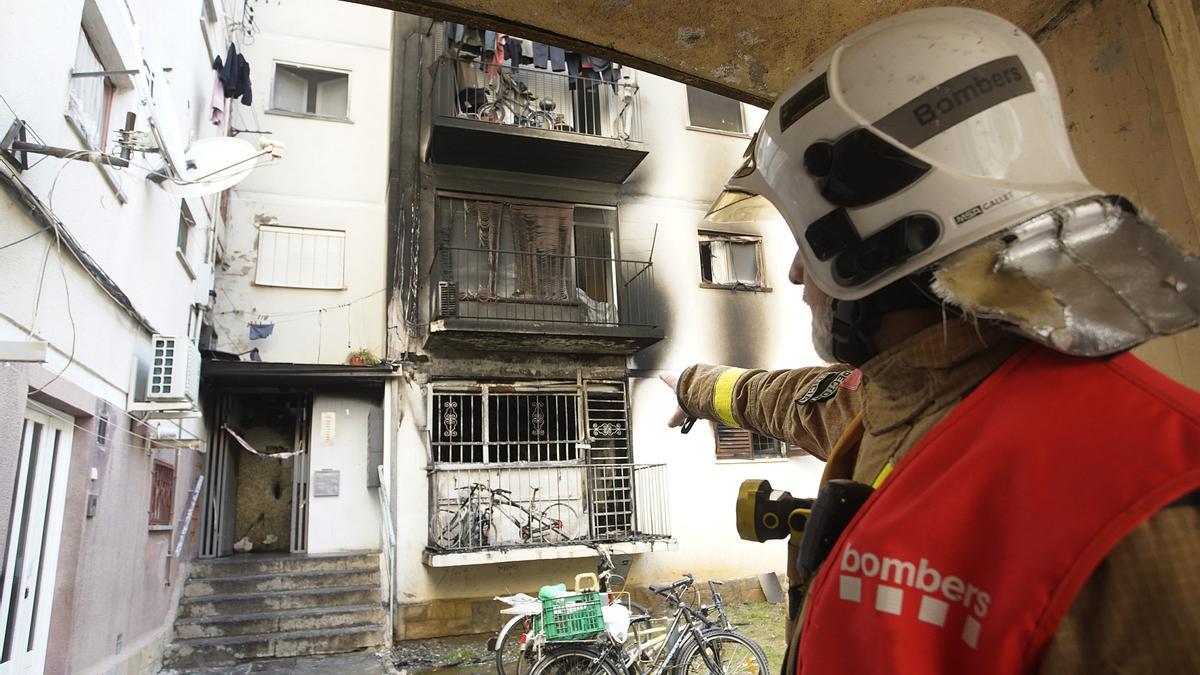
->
[346, 348, 381, 366]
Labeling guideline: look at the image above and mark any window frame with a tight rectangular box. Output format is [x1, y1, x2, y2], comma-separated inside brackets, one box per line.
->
[148, 460, 176, 528]
[697, 231, 769, 291]
[267, 61, 353, 122]
[684, 85, 748, 137]
[254, 224, 348, 290]
[714, 424, 793, 461]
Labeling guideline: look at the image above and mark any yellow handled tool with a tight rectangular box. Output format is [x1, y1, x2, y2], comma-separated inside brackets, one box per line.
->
[735, 479, 814, 542]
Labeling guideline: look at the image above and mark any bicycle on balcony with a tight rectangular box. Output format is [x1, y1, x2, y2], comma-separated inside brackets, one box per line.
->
[433, 483, 580, 551]
[475, 71, 558, 130]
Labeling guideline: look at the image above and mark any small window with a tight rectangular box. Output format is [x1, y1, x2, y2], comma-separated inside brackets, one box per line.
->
[149, 461, 176, 527]
[255, 225, 346, 289]
[177, 203, 195, 257]
[271, 63, 349, 119]
[699, 232, 764, 289]
[714, 424, 786, 460]
[686, 85, 744, 134]
[66, 28, 115, 150]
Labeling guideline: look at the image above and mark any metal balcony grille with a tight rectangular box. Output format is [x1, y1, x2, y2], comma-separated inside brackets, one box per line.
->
[435, 57, 642, 143]
[433, 247, 656, 328]
[427, 381, 670, 552]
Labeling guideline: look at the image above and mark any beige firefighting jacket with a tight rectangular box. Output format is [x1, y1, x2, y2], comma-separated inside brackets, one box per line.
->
[676, 319, 1200, 673]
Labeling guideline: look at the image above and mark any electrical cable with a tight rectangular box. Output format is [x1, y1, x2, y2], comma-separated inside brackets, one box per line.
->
[0, 224, 52, 251]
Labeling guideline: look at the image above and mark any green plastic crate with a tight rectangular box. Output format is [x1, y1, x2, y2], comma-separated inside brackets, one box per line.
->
[541, 592, 604, 641]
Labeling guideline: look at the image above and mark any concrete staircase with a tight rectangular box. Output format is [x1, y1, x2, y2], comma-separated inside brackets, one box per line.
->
[162, 551, 388, 670]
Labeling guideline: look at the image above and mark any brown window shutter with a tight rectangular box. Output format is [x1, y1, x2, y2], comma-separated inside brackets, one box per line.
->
[715, 425, 753, 460]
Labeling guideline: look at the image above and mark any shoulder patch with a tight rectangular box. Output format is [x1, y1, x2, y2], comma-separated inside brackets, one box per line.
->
[797, 369, 856, 404]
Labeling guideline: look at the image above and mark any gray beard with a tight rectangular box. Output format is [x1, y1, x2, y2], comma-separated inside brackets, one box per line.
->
[806, 288, 839, 363]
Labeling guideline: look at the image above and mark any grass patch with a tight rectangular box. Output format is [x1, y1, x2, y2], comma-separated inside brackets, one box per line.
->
[723, 602, 787, 673]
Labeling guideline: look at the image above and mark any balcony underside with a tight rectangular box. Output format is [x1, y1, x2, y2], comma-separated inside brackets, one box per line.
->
[429, 117, 648, 183]
[425, 317, 664, 355]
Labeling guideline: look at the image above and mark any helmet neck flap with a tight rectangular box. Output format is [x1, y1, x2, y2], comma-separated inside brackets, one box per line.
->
[831, 272, 939, 365]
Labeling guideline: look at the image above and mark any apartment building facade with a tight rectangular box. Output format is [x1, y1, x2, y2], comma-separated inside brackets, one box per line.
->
[382, 13, 827, 638]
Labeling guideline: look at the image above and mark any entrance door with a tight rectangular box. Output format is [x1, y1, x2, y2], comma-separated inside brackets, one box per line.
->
[0, 405, 73, 675]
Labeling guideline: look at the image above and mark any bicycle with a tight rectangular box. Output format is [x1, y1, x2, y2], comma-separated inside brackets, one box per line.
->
[476, 71, 556, 130]
[526, 574, 767, 675]
[434, 483, 579, 550]
[493, 544, 647, 675]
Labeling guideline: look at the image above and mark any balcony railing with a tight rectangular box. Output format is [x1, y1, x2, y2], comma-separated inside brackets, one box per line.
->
[433, 247, 657, 329]
[427, 462, 671, 553]
[434, 57, 643, 143]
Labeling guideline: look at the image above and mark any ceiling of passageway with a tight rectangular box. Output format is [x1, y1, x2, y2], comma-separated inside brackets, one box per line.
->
[344, 0, 1073, 107]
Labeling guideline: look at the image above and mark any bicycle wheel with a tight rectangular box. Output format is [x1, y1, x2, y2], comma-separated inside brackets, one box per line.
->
[536, 503, 580, 543]
[525, 111, 555, 130]
[529, 646, 622, 675]
[495, 614, 538, 675]
[675, 630, 768, 675]
[433, 508, 464, 549]
[477, 102, 506, 124]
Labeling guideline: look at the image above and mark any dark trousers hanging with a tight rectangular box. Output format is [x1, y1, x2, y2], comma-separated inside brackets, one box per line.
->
[573, 74, 602, 135]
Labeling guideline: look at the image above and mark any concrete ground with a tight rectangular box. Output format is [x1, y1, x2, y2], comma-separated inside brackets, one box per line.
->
[171, 650, 395, 675]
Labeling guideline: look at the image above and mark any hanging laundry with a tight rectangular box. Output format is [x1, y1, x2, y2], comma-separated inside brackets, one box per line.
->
[549, 47, 567, 72]
[209, 70, 225, 126]
[248, 321, 274, 340]
[505, 38, 523, 67]
[219, 43, 254, 105]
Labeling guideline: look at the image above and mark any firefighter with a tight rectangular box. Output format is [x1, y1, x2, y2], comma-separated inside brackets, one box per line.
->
[667, 7, 1200, 674]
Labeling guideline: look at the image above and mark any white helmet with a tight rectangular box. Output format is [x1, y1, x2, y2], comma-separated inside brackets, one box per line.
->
[726, 7, 1097, 301]
[711, 7, 1200, 359]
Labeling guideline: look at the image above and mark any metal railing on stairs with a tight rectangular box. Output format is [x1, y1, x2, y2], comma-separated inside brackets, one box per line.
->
[165, 474, 204, 585]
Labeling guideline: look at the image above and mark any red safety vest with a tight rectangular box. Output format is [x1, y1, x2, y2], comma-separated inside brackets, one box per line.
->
[798, 345, 1200, 674]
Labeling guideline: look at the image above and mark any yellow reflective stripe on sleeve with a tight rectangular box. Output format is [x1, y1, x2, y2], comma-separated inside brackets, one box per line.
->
[713, 368, 748, 427]
[872, 462, 894, 489]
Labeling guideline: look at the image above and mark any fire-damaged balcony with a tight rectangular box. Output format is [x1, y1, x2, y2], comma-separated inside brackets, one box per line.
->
[423, 381, 673, 566]
[425, 463, 672, 566]
[427, 247, 665, 354]
[429, 58, 648, 183]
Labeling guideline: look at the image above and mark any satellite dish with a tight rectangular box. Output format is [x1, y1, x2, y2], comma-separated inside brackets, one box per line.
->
[156, 137, 267, 198]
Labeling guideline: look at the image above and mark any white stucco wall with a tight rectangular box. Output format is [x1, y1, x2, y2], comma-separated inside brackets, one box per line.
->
[0, 0, 225, 407]
[210, 0, 391, 365]
[0, 1, 226, 671]
[308, 392, 382, 553]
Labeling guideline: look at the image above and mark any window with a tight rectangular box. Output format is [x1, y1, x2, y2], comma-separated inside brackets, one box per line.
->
[431, 381, 628, 464]
[149, 461, 175, 527]
[435, 195, 624, 325]
[254, 225, 346, 289]
[698, 232, 764, 289]
[715, 424, 787, 460]
[271, 63, 350, 119]
[66, 28, 114, 150]
[686, 85, 744, 134]
[177, 203, 195, 257]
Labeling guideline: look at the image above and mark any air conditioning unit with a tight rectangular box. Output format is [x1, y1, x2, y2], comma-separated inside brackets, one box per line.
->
[438, 281, 459, 318]
[146, 335, 201, 403]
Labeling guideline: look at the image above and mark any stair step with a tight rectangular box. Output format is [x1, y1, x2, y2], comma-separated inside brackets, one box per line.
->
[177, 585, 380, 619]
[174, 603, 386, 640]
[163, 624, 386, 669]
[183, 567, 379, 597]
[189, 551, 380, 579]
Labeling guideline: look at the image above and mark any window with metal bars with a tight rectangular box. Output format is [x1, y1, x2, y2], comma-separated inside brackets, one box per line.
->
[714, 424, 791, 460]
[149, 460, 175, 527]
[430, 381, 628, 464]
